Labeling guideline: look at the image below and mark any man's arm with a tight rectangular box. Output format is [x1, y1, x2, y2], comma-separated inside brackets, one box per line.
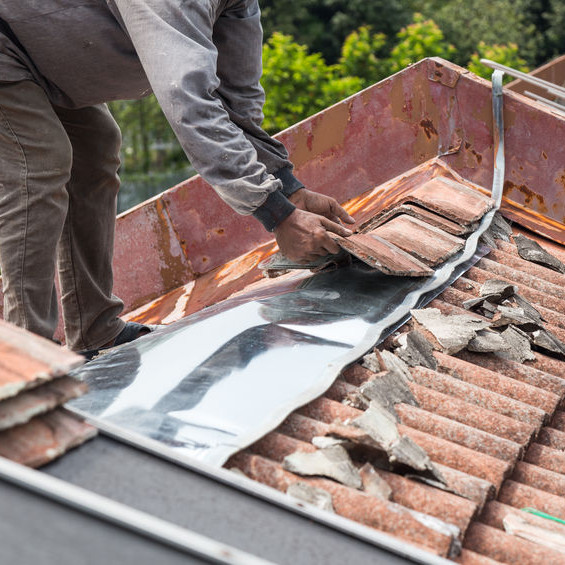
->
[111, 0, 352, 260]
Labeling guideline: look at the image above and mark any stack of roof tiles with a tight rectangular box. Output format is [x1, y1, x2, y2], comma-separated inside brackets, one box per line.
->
[122, 160, 565, 564]
[0, 321, 96, 467]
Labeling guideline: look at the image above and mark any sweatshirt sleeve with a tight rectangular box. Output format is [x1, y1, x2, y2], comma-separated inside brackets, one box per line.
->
[110, 0, 295, 228]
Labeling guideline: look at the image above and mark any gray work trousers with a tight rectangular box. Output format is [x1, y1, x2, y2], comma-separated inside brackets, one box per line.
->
[0, 80, 125, 351]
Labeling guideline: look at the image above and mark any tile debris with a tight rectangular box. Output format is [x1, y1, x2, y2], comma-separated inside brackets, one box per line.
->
[286, 481, 336, 512]
[514, 234, 565, 273]
[225, 213, 565, 562]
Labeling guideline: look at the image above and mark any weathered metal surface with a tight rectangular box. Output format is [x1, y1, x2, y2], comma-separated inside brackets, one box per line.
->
[113, 197, 195, 312]
[507, 54, 565, 98]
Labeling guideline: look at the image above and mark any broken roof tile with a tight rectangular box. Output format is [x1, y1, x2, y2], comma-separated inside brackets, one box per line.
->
[0, 376, 87, 431]
[0, 320, 84, 401]
[332, 232, 434, 276]
[359, 203, 474, 236]
[103, 156, 565, 563]
[514, 233, 565, 273]
[368, 215, 465, 267]
[0, 408, 96, 468]
[410, 308, 491, 355]
[388, 176, 495, 226]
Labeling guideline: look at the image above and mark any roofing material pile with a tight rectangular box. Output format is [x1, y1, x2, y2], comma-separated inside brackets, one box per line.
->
[227, 221, 565, 564]
[0, 321, 96, 467]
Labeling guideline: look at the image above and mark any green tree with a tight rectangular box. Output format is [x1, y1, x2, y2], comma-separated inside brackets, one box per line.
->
[418, 0, 539, 67]
[338, 26, 389, 87]
[468, 42, 529, 83]
[109, 95, 186, 175]
[545, 0, 565, 61]
[388, 14, 456, 74]
[261, 32, 363, 133]
[260, 0, 412, 64]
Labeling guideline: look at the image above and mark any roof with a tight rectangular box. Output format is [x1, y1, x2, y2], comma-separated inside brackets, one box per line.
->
[1, 56, 565, 563]
[116, 160, 565, 563]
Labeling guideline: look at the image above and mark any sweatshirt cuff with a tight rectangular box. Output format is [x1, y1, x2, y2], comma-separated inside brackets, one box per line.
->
[252, 190, 296, 232]
[273, 167, 305, 198]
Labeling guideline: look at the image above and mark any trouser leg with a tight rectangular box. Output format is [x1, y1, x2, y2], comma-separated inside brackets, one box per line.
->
[0, 80, 71, 340]
[54, 103, 125, 351]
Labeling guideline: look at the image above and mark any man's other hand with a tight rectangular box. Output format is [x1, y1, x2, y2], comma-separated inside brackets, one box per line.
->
[274, 208, 353, 263]
[289, 189, 355, 225]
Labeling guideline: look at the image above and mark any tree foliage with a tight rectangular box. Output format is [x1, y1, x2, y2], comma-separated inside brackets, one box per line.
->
[260, 0, 412, 63]
[468, 42, 529, 83]
[261, 32, 362, 133]
[338, 26, 389, 87]
[112, 0, 563, 185]
[415, 0, 540, 66]
[388, 14, 456, 74]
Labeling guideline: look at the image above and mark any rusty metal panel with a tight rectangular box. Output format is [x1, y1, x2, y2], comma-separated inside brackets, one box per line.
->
[506, 54, 565, 97]
[114, 197, 195, 311]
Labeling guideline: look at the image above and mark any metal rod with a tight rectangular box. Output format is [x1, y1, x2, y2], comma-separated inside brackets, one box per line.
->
[0, 456, 273, 565]
[524, 90, 565, 115]
[481, 58, 565, 99]
[491, 69, 505, 208]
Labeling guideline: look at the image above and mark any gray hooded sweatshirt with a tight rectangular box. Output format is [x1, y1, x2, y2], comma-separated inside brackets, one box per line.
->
[0, 0, 303, 230]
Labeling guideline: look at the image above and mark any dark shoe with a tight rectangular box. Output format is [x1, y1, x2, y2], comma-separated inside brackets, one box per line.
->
[79, 322, 152, 360]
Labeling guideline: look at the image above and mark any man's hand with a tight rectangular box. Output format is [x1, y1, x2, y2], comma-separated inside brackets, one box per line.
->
[289, 189, 355, 225]
[274, 208, 353, 263]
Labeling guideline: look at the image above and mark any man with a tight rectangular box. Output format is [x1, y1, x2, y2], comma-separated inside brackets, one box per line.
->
[0, 0, 354, 355]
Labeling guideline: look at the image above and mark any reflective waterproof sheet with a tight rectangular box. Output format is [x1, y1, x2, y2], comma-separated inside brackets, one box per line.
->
[69, 245, 487, 466]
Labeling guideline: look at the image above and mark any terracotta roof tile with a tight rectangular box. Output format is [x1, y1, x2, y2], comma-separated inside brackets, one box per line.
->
[0, 408, 96, 467]
[0, 321, 95, 467]
[512, 461, 565, 498]
[463, 522, 565, 564]
[109, 156, 565, 562]
[0, 376, 87, 431]
[0, 320, 83, 400]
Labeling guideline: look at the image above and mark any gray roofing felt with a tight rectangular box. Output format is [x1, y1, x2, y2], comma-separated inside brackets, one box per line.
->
[30, 436, 414, 565]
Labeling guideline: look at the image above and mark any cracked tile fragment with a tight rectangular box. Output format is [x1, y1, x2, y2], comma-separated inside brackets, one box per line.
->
[359, 463, 392, 500]
[282, 445, 362, 489]
[394, 331, 438, 370]
[411, 308, 490, 355]
[287, 482, 336, 512]
[514, 234, 565, 273]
